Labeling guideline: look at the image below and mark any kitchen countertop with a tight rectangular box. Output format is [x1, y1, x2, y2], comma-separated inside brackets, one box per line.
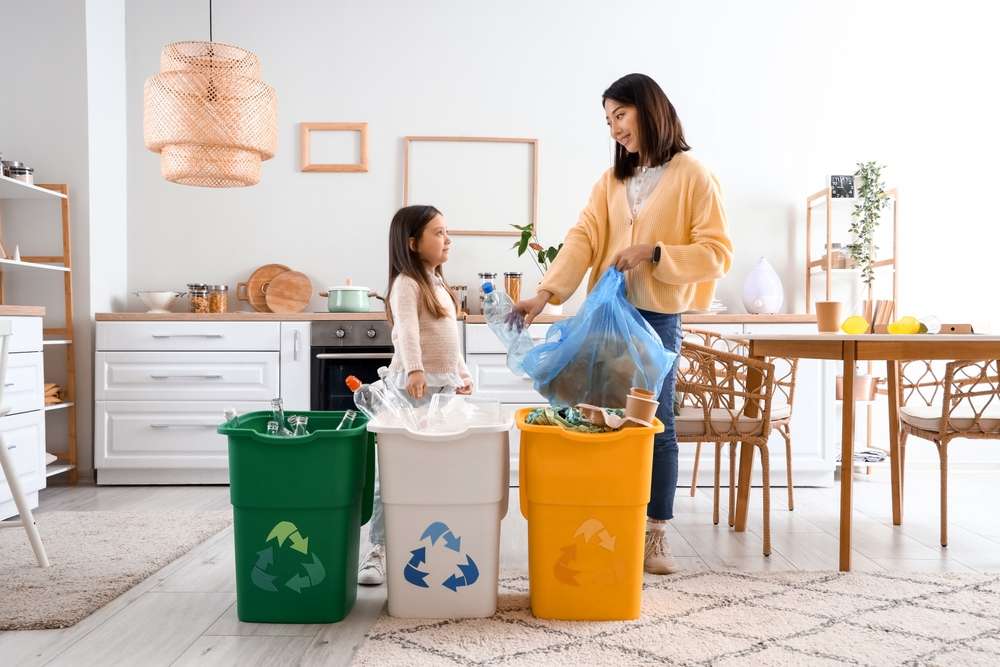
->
[96, 311, 816, 323]
[0, 305, 46, 317]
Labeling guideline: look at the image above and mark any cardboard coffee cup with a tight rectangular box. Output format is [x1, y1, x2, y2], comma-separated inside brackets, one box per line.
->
[630, 386, 656, 399]
[816, 301, 843, 333]
[626, 394, 659, 424]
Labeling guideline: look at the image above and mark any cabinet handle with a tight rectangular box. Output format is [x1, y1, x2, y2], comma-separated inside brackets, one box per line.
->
[151, 333, 224, 339]
[149, 423, 217, 429]
[6, 445, 15, 450]
[149, 374, 223, 380]
[293, 329, 300, 362]
[3, 382, 13, 387]
[315, 353, 394, 360]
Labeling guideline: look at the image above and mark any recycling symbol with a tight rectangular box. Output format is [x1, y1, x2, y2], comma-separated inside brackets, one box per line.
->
[553, 518, 620, 587]
[404, 521, 479, 592]
[251, 521, 326, 594]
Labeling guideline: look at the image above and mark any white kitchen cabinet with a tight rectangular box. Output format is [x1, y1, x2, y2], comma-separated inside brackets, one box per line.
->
[1, 316, 45, 520]
[280, 322, 311, 410]
[95, 321, 282, 485]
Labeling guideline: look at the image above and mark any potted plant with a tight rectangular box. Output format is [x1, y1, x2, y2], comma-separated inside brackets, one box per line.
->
[510, 223, 564, 314]
[847, 161, 890, 287]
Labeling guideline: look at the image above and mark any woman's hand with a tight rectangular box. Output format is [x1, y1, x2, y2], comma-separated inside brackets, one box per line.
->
[511, 290, 552, 328]
[406, 370, 427, 400]
[612, 244, 656, 271]
[456, 380, 474, 395]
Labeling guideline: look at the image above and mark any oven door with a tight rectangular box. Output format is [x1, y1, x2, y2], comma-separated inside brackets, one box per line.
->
[311, 348, 394, 411]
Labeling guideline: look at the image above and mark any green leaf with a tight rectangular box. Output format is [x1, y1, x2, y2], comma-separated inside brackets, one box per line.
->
[537, 249, 547, 265]
[517, 232, 530, 256]
[546, 246, 558, 262]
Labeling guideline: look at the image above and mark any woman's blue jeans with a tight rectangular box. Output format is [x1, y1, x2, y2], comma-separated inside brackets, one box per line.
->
[637, 309, 681, 520]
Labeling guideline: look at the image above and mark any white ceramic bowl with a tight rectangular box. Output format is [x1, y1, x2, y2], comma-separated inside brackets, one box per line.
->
[134, 290, 184, 313]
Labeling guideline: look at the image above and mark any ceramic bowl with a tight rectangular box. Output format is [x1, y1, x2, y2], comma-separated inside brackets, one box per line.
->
[135, 290, 184, 313]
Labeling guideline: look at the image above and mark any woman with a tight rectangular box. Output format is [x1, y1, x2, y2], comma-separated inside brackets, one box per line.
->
[514, 73, 733, 574]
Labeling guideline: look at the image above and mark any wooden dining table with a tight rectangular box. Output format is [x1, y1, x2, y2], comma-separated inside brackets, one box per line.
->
[724, 332, 1000, 572]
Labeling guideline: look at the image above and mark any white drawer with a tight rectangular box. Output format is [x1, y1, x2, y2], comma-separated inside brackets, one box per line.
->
[95, 400, 266, 470]
[467, 353, 546, 403]
[95, 351, 279, 401]
[3, 352, 44, 415]
[96, 321, 281, 351]
[0, 410, 44, 503]
[2, 316, 43, 353]
[465, 323, 551, 354]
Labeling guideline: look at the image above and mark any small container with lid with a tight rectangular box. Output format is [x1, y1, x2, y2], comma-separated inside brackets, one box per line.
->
[208, 284, 229, 313]
[477, 272, 497, 314]
[504, 272, 523, 303]
[451, 285, 468, 315]
[188, 283, 209, 313]
[5, 162, 33, 185]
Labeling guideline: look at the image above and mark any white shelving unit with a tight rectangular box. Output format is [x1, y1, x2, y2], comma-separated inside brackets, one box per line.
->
[0, 175, 78, 483]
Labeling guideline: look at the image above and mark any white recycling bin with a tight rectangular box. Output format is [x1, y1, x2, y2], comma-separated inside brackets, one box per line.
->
[368, 417, 511, 619]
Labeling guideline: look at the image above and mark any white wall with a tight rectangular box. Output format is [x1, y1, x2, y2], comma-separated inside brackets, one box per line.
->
[124, 0, 1000, 328]
[0, 0, 94, 477]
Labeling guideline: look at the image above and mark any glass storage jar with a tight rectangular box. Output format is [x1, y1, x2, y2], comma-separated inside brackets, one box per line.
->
[188, 283, 209, 313]
[208, 284, 229, 313]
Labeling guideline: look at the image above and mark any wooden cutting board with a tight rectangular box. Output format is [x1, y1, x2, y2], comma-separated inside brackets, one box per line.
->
[264, 270, 312, 313]
[238, 263, 290, 312]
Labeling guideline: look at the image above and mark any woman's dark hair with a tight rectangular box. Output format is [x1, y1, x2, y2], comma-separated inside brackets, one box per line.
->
[603, 73, 690, 180]
[385, 204, 458, 322]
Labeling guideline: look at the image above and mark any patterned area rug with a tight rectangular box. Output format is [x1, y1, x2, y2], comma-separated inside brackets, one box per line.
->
[0, 510, 233, 630]
[353, 569, 1000, 665]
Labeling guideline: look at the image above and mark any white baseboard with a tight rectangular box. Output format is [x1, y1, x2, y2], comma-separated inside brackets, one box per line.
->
[96, 468, 230, 485]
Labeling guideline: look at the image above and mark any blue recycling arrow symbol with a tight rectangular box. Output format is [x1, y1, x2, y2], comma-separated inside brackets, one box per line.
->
[404, 521, 478, 591]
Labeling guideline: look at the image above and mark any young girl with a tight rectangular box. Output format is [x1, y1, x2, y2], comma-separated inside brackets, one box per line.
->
[358, 204, 473, 586]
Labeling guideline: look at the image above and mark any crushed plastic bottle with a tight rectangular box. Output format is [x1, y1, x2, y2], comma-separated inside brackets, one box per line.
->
[482, 281, 536, 374]
[345, 375, 417, 427]
[288, 415, 309, 436]
[266, 420, 281, 435]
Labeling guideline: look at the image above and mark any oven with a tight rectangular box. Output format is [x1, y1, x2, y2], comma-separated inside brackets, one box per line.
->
[311, 320, 394, 411]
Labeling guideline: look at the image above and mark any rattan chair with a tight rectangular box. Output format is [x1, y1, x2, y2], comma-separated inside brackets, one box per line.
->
[894, 358, 1000, 546]
[682, 328, 800, 512]
[675, 341, 777, 555]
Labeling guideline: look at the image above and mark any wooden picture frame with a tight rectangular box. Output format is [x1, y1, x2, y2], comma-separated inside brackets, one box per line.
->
[299, 122, 369, 172]
[402, 136, 539, 237]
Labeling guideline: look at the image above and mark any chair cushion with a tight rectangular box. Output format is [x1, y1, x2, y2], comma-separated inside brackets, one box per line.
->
[675, 404, 790, 437]
[900, 404, 1000, 432]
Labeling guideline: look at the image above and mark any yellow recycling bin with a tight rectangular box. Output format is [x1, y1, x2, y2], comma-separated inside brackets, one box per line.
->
[516, 408, 663, 621]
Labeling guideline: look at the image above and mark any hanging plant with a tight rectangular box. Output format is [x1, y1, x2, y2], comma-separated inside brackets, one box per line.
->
[847, 161, 890, 286]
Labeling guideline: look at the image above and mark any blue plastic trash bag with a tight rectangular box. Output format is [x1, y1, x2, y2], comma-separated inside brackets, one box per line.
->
[521, 268, 675, 408]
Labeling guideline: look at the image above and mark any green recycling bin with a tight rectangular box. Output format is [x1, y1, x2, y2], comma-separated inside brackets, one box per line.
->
[218, 410, 375, 624]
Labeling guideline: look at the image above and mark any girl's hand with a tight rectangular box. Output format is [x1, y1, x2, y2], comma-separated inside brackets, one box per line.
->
[612, 244, 656, 271]
[406, 370, 427, 399]
[511, 290, 552, 328]
[456, 381, 473, 395]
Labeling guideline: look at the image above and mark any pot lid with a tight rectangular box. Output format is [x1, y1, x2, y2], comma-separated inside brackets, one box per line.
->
[327, 285, 371, 292]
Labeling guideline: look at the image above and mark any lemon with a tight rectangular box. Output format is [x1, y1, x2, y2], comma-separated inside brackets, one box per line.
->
[887, 316, 921, 335]
[840, 315, 870, 334]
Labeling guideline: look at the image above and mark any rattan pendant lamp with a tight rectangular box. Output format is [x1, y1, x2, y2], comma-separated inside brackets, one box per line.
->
[143, 0, 277, 187]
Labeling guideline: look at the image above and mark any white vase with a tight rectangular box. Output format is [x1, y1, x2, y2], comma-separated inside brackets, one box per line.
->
[742, 257, 784, 314]
[542, 302, 564, 316]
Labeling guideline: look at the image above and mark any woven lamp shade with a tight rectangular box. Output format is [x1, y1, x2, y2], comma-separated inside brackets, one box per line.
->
[143, 41, 277, 187]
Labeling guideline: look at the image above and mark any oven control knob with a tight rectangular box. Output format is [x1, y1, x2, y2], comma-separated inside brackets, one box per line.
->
[366, 328, 377, 339]
[335, 328, 346, 339]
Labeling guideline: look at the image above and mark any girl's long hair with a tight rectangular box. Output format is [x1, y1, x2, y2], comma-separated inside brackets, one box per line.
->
[385, 205, 458, 323]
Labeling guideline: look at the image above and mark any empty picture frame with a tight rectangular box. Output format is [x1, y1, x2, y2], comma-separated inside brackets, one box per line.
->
[403, 136, 539, 237]
[299, 122, 369, 172]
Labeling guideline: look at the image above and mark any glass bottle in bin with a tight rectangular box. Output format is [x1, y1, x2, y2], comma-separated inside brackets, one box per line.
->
[270, 398, 293, 435]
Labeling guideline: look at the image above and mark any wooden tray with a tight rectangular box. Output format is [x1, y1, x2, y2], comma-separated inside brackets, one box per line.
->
[237, 263, 290, 312]
[264, 270, 312, 313]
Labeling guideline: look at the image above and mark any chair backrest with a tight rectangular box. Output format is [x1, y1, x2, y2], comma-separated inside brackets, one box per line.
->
[939, 359, 1000, 438]
[894, 359, 948, 407]
[682, 326, 798, 409]
[676, 340, 776, 440]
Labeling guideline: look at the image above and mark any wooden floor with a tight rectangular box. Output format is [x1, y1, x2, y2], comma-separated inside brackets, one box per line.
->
[2, 470, 999, 666]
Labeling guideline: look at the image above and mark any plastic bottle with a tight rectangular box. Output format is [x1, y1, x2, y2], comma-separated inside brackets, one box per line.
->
[482, 281, 536, 374]
[270, 398, 293, 436]
[336, 410, 357, 430]
[345, 375, 414, 426]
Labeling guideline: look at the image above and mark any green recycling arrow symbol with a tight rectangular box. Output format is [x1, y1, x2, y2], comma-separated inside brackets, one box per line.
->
[251, 521, 326, 594]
